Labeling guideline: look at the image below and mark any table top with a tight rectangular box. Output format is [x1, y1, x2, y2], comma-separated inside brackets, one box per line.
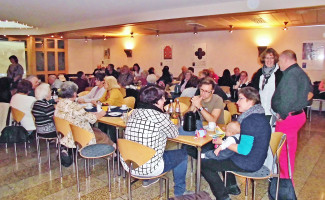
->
[98, 116, 126, 128]
[168, 124, 226, 147]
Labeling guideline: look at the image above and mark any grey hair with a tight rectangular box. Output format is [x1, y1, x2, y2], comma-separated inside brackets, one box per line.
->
[147, 74, 157, 84]
[59, 81, 78, 98]
[26, 75, 38, 81]
[35, 83, 51, 100]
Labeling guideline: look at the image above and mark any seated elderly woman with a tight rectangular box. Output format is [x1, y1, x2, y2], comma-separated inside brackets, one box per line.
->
[94, 76, 124, 107]
[180, 70, 194, 92]
[55, 81, 114, 148]
[201, 87, 271, 200]
[10, 80, 36, 133]
[120, 85, 188, 196]
[32, 83, 57, 138]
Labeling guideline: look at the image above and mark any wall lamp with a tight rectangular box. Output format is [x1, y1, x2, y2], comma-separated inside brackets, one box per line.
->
[124, 49, 132, 57]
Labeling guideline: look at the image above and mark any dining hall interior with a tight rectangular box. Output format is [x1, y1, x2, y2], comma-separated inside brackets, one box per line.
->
[0, 0, 325, 199]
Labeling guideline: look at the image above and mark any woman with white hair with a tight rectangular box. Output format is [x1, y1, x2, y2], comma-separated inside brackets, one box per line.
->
[32, 83, 57, 138]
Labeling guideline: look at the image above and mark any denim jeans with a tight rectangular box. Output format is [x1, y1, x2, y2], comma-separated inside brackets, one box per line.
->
[162, 149, 188, 196]
[203, 148, 235, 160]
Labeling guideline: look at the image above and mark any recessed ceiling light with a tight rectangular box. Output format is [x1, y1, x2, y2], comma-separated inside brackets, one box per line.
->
[0, 20, 33, 28]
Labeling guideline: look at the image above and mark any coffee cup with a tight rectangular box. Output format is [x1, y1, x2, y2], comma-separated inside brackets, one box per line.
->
[121, 104, 128, 109]
[86, 103, 92, 109]
[208, 122, 216, 130]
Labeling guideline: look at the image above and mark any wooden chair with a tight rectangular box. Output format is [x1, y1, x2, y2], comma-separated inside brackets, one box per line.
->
[78, 91, 90, 97]
[176, 97, 191, 107]
[123, 96, 136, 109]
[118, 139, 169, 199]
[10, 107, 28, 156]
[53, 117, 73, 177]
[226, 102, 240, 116]
[85, 87, 93, 91]
[70, 124, 115, 192]
[223, 110, 231, 125]
[220, 86, 231, 95]
[225, 132, 287, 200]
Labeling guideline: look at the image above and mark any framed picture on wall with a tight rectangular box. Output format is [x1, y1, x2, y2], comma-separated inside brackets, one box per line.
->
[302, 41, 325, 70]
[104, 48, 110, 59]
[164, 45, 172, 59]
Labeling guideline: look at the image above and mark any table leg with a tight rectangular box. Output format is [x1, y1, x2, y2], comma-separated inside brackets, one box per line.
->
[195, 146, 202, 194]
[116, 127, 121, 176]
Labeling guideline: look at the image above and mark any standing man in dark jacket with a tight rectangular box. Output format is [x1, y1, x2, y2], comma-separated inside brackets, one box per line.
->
[271, 50, 312, 184]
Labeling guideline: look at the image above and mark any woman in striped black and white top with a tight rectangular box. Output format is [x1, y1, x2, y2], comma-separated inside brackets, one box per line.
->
[32, 83, 57, 138]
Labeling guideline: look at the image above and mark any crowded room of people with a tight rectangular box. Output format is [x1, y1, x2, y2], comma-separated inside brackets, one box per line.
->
[0, 0, 325, 199]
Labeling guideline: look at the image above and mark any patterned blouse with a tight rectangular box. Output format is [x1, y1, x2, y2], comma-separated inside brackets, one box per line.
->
[54, 98, 97, 148]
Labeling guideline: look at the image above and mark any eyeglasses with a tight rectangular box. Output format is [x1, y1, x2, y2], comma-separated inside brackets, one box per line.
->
[238, 97, 246, 101]
[200, 89, 213, 94]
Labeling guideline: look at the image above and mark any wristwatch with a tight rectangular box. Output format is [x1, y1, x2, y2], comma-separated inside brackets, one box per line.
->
[198, 107, 204, 112]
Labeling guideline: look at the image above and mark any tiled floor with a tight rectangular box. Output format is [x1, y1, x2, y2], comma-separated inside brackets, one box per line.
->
[1, 112, 324, 200]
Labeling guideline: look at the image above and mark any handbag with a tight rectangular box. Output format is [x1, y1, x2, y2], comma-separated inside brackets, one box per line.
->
[0, 107, 28, 143]
[268, 141, 297, 200]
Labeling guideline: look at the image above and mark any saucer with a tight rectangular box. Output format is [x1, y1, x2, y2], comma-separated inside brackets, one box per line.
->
[120, 107, 128, 110]
[109, 106, 117, 109]
[108, 112, 122, 116]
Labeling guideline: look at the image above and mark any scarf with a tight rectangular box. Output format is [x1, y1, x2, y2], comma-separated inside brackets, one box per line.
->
[237, 104, 265, 123]
[261, 65, 276, 90]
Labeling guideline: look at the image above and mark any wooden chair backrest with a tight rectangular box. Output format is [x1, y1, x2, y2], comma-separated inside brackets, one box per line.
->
[223, 110, 232, 125]
[85, 87, 93, 91]
[123, 97, 136, 109]
[226, 102, 239, 115]
[220, 86, 231, 94]
[176, 97, 191, 107]
[78, 91, 90, 97]
[11, 107, 25, 123]
[54, 117, 71, 137]
[118, 139, 156, 169]
[69, 124, 94, 148]
[270, 132, 286, 163]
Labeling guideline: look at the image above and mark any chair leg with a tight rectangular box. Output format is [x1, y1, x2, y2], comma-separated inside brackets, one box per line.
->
[276, 177, 280, 200]
[251, 179, 255, 200]
[165, 177, 169, 199]
[245, 178, 248, 197]
[46, 140, 51, 170]
[75, 149, 80, 192]
[128, 168, 132, 200]
[107, 157, 111, 192]
[159, 178, 163, 197]
[58, 142, 62, 178]
[14, 143, 17, 157]
[84, 159, 88, 178]
[224, 172, 227, 186]
[36, 137, 41, 164]
[24, 142, 27, 156]
[87, 159, 90, 176]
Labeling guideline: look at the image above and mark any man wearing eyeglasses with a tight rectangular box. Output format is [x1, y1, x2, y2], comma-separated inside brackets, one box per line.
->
[189, 77, 224, 124]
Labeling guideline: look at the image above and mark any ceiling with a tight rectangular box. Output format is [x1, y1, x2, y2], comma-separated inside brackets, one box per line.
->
[1, 0, 325, 39]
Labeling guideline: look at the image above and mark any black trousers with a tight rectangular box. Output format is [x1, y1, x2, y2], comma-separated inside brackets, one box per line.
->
[201, 158, 247, 199]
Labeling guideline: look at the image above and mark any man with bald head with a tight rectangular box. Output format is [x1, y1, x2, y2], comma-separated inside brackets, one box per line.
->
[177, 66, 188, 81]
[271, 50, 312, 184]
[26, 75, 40, 97]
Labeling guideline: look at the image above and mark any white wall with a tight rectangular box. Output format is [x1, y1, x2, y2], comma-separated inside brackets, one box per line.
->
[68, 26, 325, 82]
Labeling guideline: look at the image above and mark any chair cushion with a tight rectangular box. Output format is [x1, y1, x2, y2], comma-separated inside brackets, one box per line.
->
[230, 165, 271, 178]
[80, 144, 115, 158]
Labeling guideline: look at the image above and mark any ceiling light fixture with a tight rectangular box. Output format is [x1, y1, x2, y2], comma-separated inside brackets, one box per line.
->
[193, 26, 198, 35]
[283, 22, 288, 30]
[103, 35, 107, 40]
[51, 35, 54, 38]
[229, 25, 233, 33]
[60, 35, 63, 39]
[0, 20, 33, 29]
[84, 36, 88, 43]
[3, 35, 6, 37]
[130, 32, 134, 38]
[156, 30, 160, 37]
